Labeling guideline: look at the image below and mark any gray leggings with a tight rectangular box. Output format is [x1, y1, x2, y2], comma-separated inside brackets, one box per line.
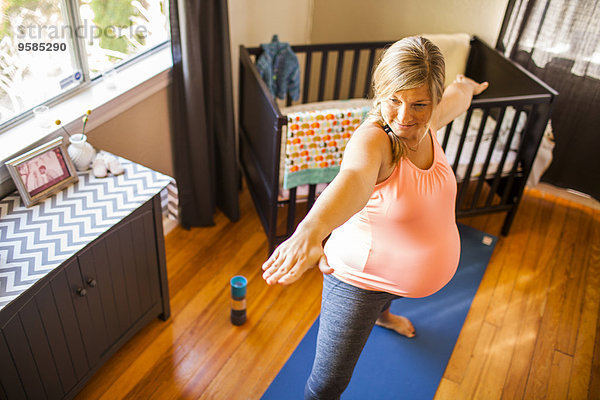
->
[304, 274, 401, 399]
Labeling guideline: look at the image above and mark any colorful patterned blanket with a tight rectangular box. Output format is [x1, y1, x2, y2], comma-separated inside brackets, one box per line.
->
[282, 101, 371, 190]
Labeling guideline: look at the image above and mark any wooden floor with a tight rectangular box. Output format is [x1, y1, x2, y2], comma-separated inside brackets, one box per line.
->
[76, 186, 600, 400]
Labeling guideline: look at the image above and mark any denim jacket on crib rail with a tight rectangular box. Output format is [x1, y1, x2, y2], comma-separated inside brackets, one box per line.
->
[256, 35, 300, 101]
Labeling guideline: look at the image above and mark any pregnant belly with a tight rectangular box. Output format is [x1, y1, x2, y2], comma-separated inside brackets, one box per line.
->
[365, 224, 461, 297]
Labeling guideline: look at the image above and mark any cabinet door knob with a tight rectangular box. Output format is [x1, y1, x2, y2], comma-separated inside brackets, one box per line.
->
[77, 288, 87, 297]
[87, 278, 97, 287]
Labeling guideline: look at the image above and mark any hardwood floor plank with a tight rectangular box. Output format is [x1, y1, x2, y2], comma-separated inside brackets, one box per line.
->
[163, 202, 236, 280]
[450, 321, 497, 399]
[557, 203, 593, 356]
[568, 209, 600, 400]
[484, 188, 539, 328]
[547, 350, 573, 400]
[435, 377, 461, 400]
[473, 259, 529, 400]
[589, 295, 600, 400]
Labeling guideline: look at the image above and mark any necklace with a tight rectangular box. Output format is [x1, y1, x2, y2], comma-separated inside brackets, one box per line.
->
[405, 130, 428, 152]
[382, 123, 428, 152]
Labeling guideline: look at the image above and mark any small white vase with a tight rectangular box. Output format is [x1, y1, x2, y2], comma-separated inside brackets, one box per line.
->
[68, 134, 96, 171]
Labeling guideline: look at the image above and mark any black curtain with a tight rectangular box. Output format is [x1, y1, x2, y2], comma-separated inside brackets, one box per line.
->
[497, 0, 600, 200]
[169, 0, 240, 228]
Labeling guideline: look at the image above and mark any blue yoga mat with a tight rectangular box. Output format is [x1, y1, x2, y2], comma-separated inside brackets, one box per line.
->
[262, 223, 497, 400]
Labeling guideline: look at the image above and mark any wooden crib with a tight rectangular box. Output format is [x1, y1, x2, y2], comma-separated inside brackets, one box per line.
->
[238, 37, 557, 254]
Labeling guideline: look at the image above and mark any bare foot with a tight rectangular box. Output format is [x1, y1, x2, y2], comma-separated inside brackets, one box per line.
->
[375, 309, 416, 338]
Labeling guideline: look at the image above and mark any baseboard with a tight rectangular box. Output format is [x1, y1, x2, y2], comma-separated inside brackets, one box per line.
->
[532, 182, 599, 210]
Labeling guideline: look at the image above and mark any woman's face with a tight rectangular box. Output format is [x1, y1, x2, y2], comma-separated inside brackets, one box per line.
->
[380, 84, 434, 141]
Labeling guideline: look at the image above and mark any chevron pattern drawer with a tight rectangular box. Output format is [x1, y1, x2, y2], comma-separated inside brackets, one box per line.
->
[0, 157, 172, 399]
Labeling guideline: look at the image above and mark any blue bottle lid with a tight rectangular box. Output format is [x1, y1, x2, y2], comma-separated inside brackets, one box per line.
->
[230, 275, 247, 298]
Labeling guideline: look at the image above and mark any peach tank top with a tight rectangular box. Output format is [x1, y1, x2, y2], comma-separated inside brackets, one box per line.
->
[324, 130, 460, 298]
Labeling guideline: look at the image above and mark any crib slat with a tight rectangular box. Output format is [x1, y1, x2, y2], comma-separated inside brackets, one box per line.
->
[307, 185, 317, 212]
[500, 159, 519, 206]
[456, 108, 490, 211]
[302, 51, 312, 103]
[363, 48, 376, 98]
[442, 121, 453, 152]
[318, 51, 329, 102]
[348, 49, 360, 98]
[471, 106, 507, 208]
[500, 104, 537, 206]
[286, 188, 297, 236]
[452, 108, 474, 174]
[485, 105, 524, 207]
[333, 50, 345, 100]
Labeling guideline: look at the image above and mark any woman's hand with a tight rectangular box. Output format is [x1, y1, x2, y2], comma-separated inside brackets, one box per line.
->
[261, 228, 334, 286]
[453, 74, 489, 96]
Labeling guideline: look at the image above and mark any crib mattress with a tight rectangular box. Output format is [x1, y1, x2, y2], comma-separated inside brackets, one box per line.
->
[278, 103, 524, 202]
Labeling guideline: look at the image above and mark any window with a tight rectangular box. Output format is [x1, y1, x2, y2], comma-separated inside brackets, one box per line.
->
[0, 0, 169, 127]
[500, 0, 600, 80]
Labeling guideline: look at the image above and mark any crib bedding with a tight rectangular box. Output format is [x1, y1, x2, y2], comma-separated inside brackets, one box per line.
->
[278, 101, 525, 201]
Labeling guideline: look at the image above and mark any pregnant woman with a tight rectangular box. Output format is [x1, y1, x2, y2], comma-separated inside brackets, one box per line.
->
[262, 36, 488, 399]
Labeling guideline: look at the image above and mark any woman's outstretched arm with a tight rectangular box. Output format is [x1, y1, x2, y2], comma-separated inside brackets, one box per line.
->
[431, 75, 489, 131]
[262, 123, 389, 285]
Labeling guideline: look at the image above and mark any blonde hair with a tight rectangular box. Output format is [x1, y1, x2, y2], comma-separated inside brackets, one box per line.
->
[369, 36, 445, 163]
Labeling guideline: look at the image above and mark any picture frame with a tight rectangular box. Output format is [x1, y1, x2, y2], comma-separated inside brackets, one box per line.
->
[6, 137, 79, 207]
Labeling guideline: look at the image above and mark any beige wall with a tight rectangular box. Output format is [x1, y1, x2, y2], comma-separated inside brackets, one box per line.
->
[86, 88, 174, 177]
[311, 0, 509, 46]
[229, 0, 314, 120]
[229, 0, 313, 48]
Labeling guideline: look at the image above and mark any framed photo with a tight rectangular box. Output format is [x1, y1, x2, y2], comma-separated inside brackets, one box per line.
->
[6, 137, 79, 207]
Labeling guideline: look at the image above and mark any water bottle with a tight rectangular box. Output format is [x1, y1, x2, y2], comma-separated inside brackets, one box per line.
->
[230, 275, 247, 325]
